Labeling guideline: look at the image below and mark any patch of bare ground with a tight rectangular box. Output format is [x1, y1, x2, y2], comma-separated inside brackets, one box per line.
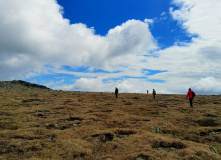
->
[0, 91, 220, 159]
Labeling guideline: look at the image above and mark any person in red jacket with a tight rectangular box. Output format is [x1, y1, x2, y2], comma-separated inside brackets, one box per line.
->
[186, 88, 196, 107]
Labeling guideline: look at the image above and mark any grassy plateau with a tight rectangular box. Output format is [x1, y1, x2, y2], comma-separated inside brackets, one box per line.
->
[0, 90, 220, 160]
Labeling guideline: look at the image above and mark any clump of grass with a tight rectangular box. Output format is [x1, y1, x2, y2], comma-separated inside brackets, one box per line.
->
[209, 146, 219, 153]
[152, 127, 160, 133]
[197, 118, 218, 126]
[0, 122, 19, 130]
[55, 138, 93, 159]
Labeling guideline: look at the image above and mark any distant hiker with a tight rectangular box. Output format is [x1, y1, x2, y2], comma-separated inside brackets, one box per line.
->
[147, 90, 149, 94]
[115, 87, 118, 98]
[153, 89, 156, 100]
[186, 88, 196, 107]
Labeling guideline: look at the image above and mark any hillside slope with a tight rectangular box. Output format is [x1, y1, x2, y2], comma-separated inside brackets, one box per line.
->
[0, 91, 220, 159]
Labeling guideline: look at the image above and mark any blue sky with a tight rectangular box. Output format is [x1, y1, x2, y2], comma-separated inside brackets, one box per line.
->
[0, 0, 221, 94]
[57, 0, 191, 47]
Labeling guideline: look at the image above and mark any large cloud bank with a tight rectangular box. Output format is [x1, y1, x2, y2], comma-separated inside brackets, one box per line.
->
[0, 0, 221, 94]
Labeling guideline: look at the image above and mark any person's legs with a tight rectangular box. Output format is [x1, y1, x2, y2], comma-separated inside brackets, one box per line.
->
[189, 98, 193, 107]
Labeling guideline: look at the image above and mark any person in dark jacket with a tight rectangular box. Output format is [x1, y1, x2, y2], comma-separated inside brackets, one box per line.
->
[153, 89, 156, 100]
[115, 87, 118, 98]
[186, 88, 196, 107]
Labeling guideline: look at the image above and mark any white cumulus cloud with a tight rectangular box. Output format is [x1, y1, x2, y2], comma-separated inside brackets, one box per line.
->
[193, 77, 221, 94]
[0, 0, 221, 95]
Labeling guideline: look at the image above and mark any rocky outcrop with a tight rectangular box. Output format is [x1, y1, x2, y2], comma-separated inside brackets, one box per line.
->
[0, 80, 51, 91]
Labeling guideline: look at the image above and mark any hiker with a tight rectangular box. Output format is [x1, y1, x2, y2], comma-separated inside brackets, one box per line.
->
[153, 89, 156, 100]
[147, 90, 149, 94]
[115, 87, 118, 98]
[186, 88, 196, 107]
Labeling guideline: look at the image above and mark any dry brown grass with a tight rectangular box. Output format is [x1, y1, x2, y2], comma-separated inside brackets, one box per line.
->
[0, 91, 220, 160]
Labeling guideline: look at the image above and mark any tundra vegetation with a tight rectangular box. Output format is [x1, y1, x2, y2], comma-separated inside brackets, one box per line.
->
[0, 81, 220, 160]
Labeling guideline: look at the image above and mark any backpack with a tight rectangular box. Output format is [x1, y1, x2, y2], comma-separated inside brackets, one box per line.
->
[192, 91, 195, 97]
